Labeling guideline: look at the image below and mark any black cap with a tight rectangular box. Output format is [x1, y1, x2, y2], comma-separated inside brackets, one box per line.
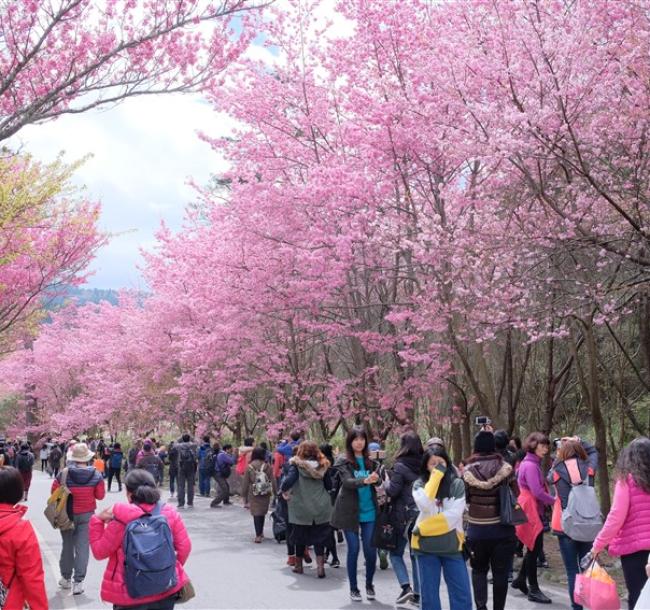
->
[474, 430, 496, 454]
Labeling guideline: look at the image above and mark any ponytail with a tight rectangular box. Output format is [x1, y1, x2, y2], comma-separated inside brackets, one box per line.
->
[124, 469, 161, 504]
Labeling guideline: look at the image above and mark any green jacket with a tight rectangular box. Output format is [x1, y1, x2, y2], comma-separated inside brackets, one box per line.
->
[330, 456, 379, 531]
[284, 457, 332, 525]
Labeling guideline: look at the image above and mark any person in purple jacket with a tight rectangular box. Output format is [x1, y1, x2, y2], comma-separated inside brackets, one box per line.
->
[511, 432, 555, 605]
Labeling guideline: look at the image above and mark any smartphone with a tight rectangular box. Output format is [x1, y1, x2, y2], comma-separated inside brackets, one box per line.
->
[475, 416, 492, 426]
[369, 449, 386, 461]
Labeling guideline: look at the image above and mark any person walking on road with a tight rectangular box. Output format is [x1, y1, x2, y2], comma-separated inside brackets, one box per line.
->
[331, 427, 381, 603]
[198, 436, 213, 497]
[280, 440, 334, 578]
[591, 437, 650, 610]
[137, 441, 165, 486]
[168, 440, 179, 498]
[172, 434, 198, 508]
[16, 443, 35, 501]
[211, 443, 236, 507]
[39, 442, 50, 472]
[53, 442, 106, 595]
[242, 446, 276, 543]
[48, 443, 63, 478]
[511, 432, 555, 605]
[411, 445, 472, 610]
[0, 466, 48, 610]
[89, 468, 192, 610]
[463, 430, 517, 610]
[384, 431, 423, 607]
[108, 443, 124, 492]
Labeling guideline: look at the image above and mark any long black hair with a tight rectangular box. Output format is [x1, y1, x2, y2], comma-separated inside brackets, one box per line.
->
[125, 469, 161, 504]
[420, 445, 456, 500]
[395, 431, 424, 460]
[616, 437, 650, 493]
[345, 427, 371, 469]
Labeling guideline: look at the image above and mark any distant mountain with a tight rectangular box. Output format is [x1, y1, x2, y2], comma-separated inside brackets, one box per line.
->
[45, 287, 120, 310]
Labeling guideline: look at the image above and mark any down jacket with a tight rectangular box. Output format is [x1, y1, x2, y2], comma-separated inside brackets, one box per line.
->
[52, 464, 105, 514]
[89, 501, 191, 607]
[463, 454, 514, 525]
[0, 504, 47, 610]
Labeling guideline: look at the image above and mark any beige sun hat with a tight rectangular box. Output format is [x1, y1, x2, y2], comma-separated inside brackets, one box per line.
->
[70, 442, 94, 463]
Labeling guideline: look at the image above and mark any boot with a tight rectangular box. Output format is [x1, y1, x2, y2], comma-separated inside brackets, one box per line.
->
[286, 555, 296, 567]
[303, 547, 312, 564]
[292, 556, 304, 574]
[511, 576, 528, 596]
[316, 555, 326, 579]
[528, 589, 552, 604]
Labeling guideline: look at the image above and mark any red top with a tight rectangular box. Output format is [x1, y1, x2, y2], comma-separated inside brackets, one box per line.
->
[0, 504, 48, 610]
[52, 464, 105, 514]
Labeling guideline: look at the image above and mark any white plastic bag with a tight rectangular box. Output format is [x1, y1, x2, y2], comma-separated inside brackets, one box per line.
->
[636, 580, 650, 610]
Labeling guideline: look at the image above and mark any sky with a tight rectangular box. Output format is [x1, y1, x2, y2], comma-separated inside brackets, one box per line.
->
[8, 0, 349, 291]
[11, 95, 232, 290]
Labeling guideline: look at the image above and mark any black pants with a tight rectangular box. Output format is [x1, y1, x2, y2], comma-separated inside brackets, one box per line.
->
[108, 467, 122, 491]
[516, 532, 544, 590]
[621, 550, 649, 610]
[469, 537, 516, 610]
[211, 476, 230, 506]
[253, 515, 265, 537]
[169, 468, 177, 495]
[41, 459, 48, 471]
[177, 470, 195, 507]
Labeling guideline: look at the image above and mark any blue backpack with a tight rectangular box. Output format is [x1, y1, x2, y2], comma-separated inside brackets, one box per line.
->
[110, 451, 123, 470]
[123, 503, 177, 598]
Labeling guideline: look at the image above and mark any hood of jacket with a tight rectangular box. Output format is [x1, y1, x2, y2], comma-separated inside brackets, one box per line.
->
[463, 454, 512, 490]
[290, 456, 327, 479]
[112, 501, 160, 524]
[67, 464, 101, 486]
[0, 503, 26, 535]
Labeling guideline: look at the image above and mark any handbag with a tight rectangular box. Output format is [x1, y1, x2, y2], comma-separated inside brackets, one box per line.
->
[574, 559, 620, 610]
[499, 483, 528, 527]
[176, 581, 196, 604]
[372, 502, 399, 550]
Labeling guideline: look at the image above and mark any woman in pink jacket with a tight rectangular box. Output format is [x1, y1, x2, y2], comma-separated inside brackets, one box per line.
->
[90, 469, 191, 610]
[591, 438, 650, 610]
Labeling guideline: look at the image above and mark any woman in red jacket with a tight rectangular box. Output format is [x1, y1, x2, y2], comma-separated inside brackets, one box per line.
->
[0, 466, 48, 610]
[90, 468, 192, 610]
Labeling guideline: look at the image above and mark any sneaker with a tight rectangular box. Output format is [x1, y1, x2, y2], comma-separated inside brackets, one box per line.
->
[366, 585, 376, 601]
[350, 589, 362, 602]
[58, 578, 72, 590]
[379, 550, 389, 570]
[72, 581, 84, 595]
[396, 586, 413, 604]
[330, 558, 341, 568]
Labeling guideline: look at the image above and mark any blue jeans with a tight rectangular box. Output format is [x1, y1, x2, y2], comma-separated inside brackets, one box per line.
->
[390, 531, 420, 593]
[557, 534, 592, 610]
[344, 521, 376, 591]
[415, 552, 472, 610]
[199, 468, 211, 495]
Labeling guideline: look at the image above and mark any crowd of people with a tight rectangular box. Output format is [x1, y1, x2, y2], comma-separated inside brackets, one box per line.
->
[1, 427, 650, 610]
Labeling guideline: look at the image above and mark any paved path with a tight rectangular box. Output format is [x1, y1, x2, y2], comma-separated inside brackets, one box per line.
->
[26, 470, 570, 610]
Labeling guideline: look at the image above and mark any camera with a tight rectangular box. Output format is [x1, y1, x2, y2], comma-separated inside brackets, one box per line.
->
[553, 438, 562, 450]
[369, 449, 386, 461]
[475, 416, 492, 426]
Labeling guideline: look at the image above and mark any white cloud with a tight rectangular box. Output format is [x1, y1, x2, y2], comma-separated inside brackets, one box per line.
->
[10, 94, 234, 289]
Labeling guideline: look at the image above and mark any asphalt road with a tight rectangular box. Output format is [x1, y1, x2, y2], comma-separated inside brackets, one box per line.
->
[25, 470, 571, 610]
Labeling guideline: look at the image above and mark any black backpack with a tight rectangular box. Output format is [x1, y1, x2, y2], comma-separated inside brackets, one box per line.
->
[17, 452, 34, 472]
[179, 445, 196, 473]
[215, 452, 232, 478]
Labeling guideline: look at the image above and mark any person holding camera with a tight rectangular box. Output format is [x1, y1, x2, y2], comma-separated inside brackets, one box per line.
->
[511, 432, 555, 604]
[463, 430, 517, 610]
[548, 437, 599, 610]
[331, 427, 381, 603]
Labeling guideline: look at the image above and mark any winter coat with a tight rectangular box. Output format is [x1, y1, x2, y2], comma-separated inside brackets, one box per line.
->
[384, 454, 421, 529]
[0, 504, 47, 610]
[280, 457, 332, 526]
[411, 466, 466, 555]
[241, 459, 276, 517]
[52, 464, 105, 514]
[517, 452, 554, 517]
[463, 454, 514, 525]
[549, 444, 598, 535]
[89, 501, 191, 606]
[137, 453, 164, 479]
[593, 476, 650, 557]
[330, 456, 379, 531]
